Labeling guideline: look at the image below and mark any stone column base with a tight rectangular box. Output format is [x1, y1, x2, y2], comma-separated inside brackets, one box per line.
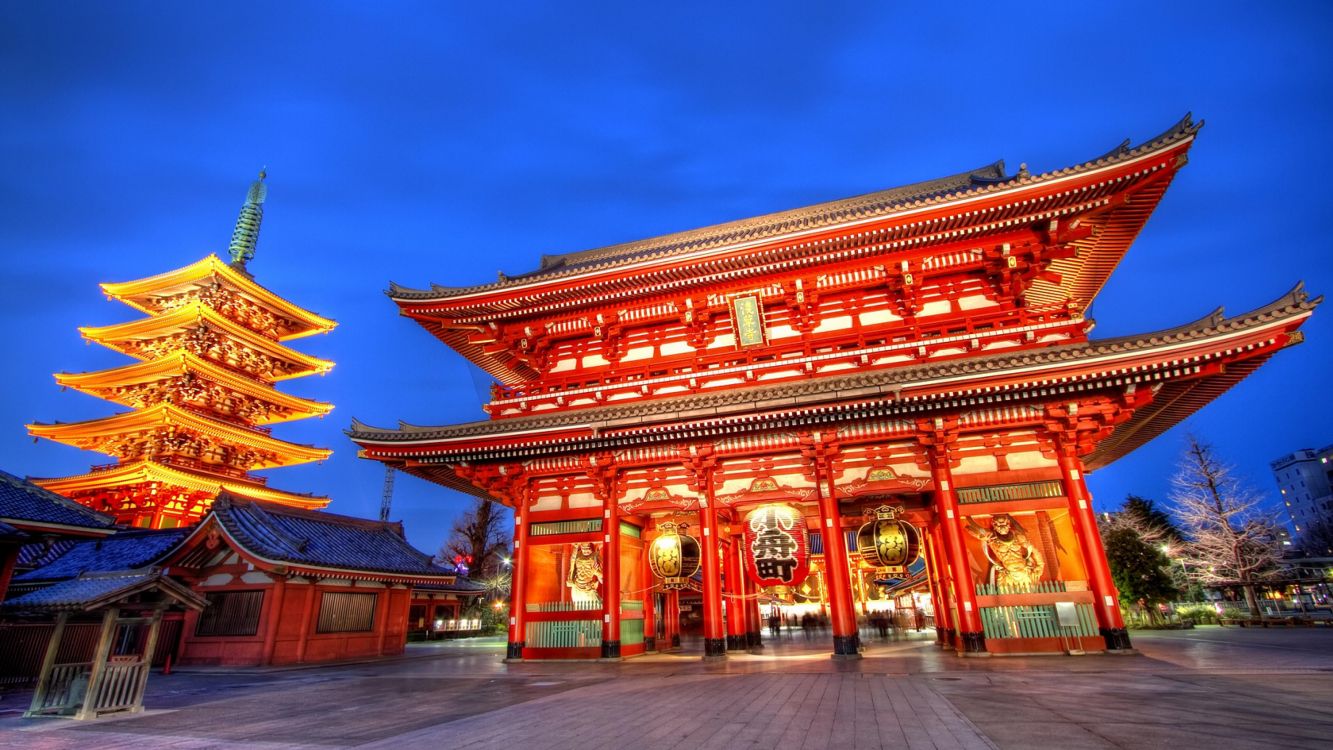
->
[506, 641, 524, 660]
[703, 637, 728, 660]
[1101, 627, 1133, 651]
[832, 634, 862, 659]
[726, 634, 747, 650]
[601, 640, 621, 659]
[958, 630, 987, 654]
[643, 636, 657, 652]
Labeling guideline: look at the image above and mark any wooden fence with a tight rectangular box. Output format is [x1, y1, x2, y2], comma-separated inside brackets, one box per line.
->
[0, 619, 181, 687]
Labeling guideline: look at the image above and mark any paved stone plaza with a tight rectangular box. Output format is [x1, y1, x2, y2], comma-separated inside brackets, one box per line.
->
[1, 627, 1330, 749]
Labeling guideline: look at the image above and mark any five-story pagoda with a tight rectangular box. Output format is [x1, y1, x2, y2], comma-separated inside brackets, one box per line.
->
[28, 174, 336, 529]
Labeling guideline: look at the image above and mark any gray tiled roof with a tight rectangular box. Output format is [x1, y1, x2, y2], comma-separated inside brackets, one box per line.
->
[415, 576, 487, 594]
[17, 538, 77, 569]
[2, 570, 206, 612]
[3, 571, 158, 610]
[0, 469, 115, 531]
[211, 493, 457, 578]
[14, 529, 189, 583]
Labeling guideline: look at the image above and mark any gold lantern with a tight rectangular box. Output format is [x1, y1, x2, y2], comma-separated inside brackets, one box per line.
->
[855, 505, 920, 574]
[649, 522, 701, 589]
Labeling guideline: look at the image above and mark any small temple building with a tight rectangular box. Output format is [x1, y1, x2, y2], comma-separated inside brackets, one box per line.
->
[27, 173, 337, 529]
[350, 116, 1319, 659]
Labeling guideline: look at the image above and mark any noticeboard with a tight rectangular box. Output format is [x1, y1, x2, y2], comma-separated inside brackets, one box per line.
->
[1054, 601, 1080, 628]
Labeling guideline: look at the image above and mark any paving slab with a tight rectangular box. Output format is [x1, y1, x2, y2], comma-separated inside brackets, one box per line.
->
[0, 627, 1329, 749]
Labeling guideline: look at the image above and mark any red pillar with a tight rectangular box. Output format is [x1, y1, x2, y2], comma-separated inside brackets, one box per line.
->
[923, 524, 954, 647]
[724, 538, 748, 650]
[744, 568, 763, 651]
[294, 583, 317, 664]
[507, 497, 531, 660]
[260, 576, 286, 665]
[928, 448, 986, 653]
[700, 487, 727, 659]
[641, 542, 657, 652]
[602, 494, 622, 658]
[666, 590, 681, 649]
[1057, 448, 1131, 650]
[373, 587, 392, 656]
[815, 462, 860, 658]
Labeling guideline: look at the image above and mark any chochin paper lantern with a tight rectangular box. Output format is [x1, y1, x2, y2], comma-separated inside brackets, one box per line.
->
[743, 503, 810, 587]
[856, 505, 920, 574]
[649, 522, 701, 589]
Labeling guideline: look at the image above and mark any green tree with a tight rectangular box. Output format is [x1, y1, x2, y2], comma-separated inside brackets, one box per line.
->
[1122, 495, 1184, 542]
[1103, 526, 1179, 624]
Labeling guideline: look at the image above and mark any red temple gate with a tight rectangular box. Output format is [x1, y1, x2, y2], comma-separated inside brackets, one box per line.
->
[352, 117, 1318, 659]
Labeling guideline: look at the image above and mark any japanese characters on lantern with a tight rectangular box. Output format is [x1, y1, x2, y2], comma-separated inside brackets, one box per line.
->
[855, 504, 921, 574]
[742, 504, 809, 587]
[649, 522, 701, 589]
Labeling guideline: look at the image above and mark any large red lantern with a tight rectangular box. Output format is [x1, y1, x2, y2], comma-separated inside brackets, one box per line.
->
[855, 505, 920, 574]
[648, 522, 701, 589]
[742, 503, 809, 587]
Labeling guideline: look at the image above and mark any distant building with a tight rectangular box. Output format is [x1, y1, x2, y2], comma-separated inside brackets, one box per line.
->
[1271, 444, 1333, 539]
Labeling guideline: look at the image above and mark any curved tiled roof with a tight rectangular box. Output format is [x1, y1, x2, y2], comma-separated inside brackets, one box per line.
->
[2, 570, 205, 613]
[14, 529, 189, 583]
[210, 493, 451, 578]
[0, 469, 115, 532]
[350, 282, 1318, 446]
[390, 115, 1201, 301]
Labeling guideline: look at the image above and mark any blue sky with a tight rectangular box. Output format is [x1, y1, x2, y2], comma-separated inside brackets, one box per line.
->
[2, 2, 1330, 552]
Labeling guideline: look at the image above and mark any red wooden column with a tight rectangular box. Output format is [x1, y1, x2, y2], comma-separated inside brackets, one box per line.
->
[744, 568, 763, 651]
[810, 441, 860, 658]
[260, 576, 286, 665]
[641, 540, 657, 652]
[1056, 446, 1132, 650]
[507, 492, 531, 660]
[923, 524, 954, 648]
[666, 590, 681, 649]
[926, 444, 986, 654]
[724, 537, 748, 651]
[601, 489, 622, 659]
[373, 587, 392, 656]
[700, 485, 727, 659]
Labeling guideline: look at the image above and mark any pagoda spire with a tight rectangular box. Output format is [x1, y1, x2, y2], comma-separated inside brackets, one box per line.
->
[228, 169, 267, 268]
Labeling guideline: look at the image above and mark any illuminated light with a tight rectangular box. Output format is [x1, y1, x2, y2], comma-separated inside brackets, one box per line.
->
[856, 505, 922, 573]
[648, 522, 701, 589]
[742, 504, 810, 587]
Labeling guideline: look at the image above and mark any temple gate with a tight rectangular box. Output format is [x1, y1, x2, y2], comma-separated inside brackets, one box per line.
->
[352, 116, 1318, 658]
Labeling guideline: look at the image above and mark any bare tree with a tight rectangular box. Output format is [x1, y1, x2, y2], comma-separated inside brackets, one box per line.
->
[439, 497, 511, 579]
[1168, 435, 1282, 617]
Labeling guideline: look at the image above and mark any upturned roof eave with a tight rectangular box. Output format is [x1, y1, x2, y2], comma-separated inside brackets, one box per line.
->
[100, 255, 337, 339]
[164, 496, 459, 583]
[29, 460, 329, 509]
[78, 301, 335, 378]
[53, 351, 334, 424]
[349, 282, 1317, 451]
[389, 115, 1200, 305]
[27, 403, 333, 467]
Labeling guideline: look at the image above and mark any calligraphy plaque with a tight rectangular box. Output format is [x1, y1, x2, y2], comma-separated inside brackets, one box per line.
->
[730, 294, 767, 347]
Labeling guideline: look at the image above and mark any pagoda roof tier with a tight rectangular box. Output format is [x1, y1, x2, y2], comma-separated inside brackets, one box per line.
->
[352, 283, 1318, 500]
[80, 301, 334, 381]
[100, 254, 336, 341]
[29, 403, 332, 469]
[30, 459, 329, 510]
[53, 351, 334, 425]
[391, 116, 1201, 383]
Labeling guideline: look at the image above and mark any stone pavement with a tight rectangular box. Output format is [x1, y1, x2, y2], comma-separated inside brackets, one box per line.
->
[2, 627, 1331, 749]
